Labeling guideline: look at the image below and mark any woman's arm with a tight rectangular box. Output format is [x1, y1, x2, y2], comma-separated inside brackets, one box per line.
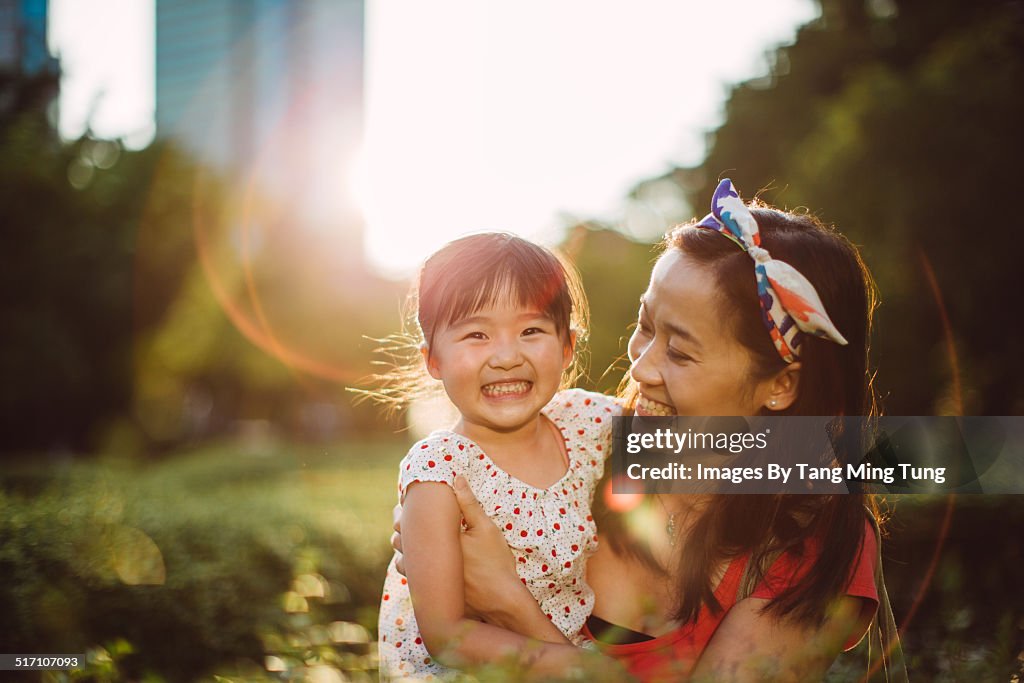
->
[690, 595, 872, 683]
[401, 481, 581, 674]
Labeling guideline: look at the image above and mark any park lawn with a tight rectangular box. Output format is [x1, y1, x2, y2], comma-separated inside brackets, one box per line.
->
[0, 436, 412, 680]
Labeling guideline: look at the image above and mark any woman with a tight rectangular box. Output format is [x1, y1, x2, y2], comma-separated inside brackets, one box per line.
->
[394, 179, 904, 682]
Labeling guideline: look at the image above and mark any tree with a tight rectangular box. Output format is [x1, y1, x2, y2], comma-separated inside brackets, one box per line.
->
[649, 0, 1024, 414]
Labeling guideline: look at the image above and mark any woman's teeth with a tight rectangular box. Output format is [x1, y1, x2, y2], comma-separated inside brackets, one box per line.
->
[482, 381, 532, 396]
[637, 395, 674, 416]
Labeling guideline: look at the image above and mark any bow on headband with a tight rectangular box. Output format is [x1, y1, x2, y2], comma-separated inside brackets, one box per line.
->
[696, 179, 847, 363]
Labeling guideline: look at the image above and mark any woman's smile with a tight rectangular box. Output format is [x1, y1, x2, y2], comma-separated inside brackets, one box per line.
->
[635, 394, 675, 416]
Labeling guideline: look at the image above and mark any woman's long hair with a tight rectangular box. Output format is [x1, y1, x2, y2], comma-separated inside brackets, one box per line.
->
[596, 204, 880, 626]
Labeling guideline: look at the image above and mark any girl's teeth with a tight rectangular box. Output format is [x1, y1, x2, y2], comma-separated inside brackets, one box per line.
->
[483, 381, 531, 396]
[639, 396, 673, 416]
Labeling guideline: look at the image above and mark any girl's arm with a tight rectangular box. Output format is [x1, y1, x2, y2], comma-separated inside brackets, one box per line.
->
[689, 595, 872, 682]
[401, 481, 581, 674]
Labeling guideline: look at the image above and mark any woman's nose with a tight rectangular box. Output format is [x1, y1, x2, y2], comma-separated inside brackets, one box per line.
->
[628, 339, 662, 386]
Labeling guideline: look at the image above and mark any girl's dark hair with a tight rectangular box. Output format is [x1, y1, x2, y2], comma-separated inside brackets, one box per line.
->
[365, 233, 588, 408]
[417, 232, 587, 351]
[597, 203, 880, 626]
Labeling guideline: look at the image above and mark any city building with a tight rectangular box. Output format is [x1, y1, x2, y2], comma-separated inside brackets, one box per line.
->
[155, 0, 364, 240]
[0, 0, 60, 119]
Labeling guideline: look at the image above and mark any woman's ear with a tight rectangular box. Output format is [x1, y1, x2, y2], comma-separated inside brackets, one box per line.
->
[420, 343, 442, 380]
[562, 330, 577, 371]
[763, 361, 801, 411]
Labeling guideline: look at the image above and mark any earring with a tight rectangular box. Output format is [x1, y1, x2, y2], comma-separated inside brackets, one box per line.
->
[768, 398, 778, 409]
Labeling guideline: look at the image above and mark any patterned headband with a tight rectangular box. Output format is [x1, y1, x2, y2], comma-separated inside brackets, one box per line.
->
[695, 179, 847, 363]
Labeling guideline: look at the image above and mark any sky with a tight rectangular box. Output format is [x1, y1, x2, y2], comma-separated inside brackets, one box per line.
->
[48, 0, 818, 277]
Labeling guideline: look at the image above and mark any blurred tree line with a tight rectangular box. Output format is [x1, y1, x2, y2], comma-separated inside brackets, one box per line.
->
[0, 88, 401, 455]
[637, 0, 1024, 415]
[4, 0, 1022, 457]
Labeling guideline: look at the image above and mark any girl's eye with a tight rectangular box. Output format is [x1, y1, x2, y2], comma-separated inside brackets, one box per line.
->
[463, 332, 487, 340]
[521, 327, 545, 336]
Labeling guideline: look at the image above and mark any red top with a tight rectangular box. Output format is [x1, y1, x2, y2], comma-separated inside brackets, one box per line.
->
[583, 520, 878, 683]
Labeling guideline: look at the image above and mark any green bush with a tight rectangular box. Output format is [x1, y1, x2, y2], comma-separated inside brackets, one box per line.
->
[0, 439, 403, 681]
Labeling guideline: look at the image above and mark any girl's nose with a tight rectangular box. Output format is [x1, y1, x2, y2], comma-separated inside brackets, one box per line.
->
[488, 337, 525, 369]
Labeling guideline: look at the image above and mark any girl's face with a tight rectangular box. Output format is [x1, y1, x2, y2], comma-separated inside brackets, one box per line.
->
[628, 250, 785, 417]
[425, 300, 573, 437]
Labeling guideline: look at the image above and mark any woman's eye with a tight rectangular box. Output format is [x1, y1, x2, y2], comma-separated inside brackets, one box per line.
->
[667, 347, 692, 363]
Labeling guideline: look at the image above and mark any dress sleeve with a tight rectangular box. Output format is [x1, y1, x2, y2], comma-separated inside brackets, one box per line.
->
[551, 388, 621, 486]
[397, 435, 461, 500]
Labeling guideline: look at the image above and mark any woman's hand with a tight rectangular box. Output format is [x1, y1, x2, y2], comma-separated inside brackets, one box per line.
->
[391, 477, 573, 645]
[451, 475, 526, 621]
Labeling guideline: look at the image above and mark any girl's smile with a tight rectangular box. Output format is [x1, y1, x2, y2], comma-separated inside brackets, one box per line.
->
[480, 380, 534, 399]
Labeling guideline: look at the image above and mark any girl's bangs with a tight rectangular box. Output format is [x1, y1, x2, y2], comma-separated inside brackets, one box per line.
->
[434, 260, 568, 334]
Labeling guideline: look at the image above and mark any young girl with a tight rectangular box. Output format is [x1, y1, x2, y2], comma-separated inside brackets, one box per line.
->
[376, 233, 619, 679]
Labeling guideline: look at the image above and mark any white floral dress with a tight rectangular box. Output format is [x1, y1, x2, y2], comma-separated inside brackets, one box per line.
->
[378, 388, 620, 680]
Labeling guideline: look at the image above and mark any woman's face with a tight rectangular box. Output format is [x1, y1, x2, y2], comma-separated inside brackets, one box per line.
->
[627, 249, 777, 417]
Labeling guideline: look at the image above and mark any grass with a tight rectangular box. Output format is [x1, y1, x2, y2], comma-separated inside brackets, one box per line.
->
[0, 436, 410, 682]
